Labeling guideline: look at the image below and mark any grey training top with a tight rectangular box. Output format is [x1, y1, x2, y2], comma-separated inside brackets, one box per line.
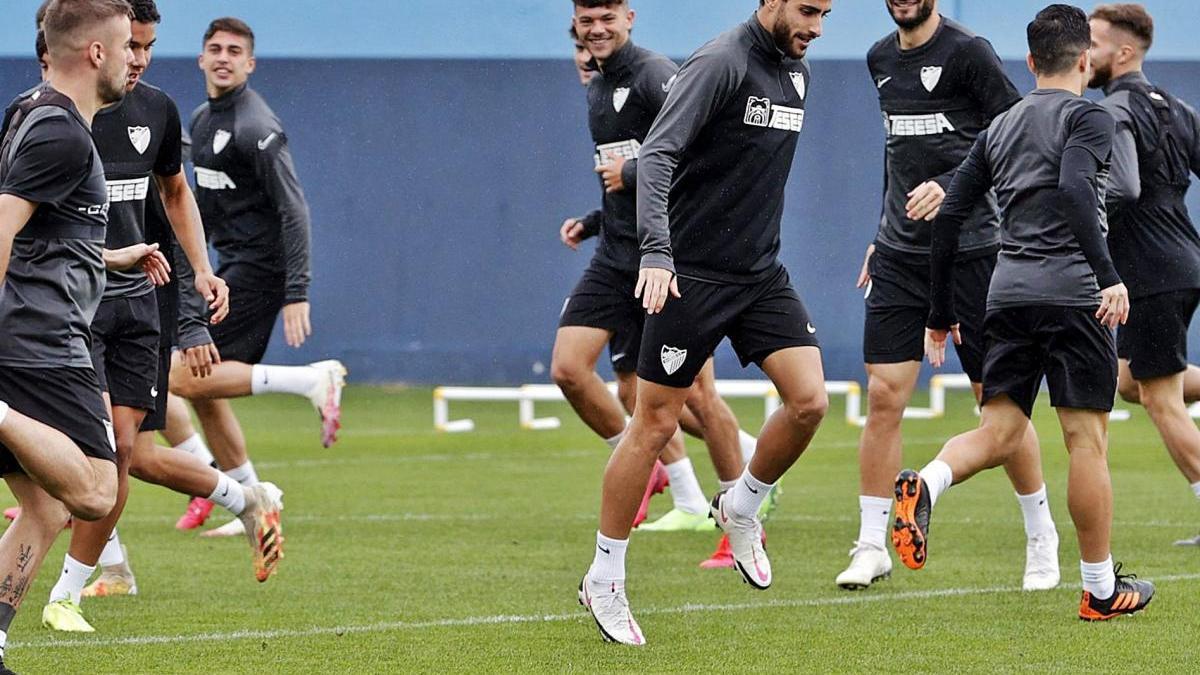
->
[0, 87, 107, 368]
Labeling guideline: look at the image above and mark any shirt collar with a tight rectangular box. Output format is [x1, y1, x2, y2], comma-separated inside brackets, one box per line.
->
[746, 12, 785, 63]
[592, 39, 637, 77]
[209, 83, 248, 111]
[1103, 70, 1150, 96]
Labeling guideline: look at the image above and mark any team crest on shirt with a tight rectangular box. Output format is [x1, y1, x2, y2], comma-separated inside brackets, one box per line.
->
[920, 66, 943, 92]
[613, 87, 631, 113]
[661, 345, 687, 376]
[789, 72, 806, 99]
[127, 126, 150, 155]
[213, 129, 232, 154]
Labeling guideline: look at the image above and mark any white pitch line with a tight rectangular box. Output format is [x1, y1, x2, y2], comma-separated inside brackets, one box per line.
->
[14, 573, 1200, 651]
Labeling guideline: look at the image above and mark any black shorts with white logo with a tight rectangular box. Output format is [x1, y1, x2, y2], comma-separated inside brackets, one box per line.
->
[863, 247, 994, 382]
[211, 286, 285, 365]
[1117, 288, 1200, 381]
[139, 345, 173, 432]
[0, 366, 116, 475]
[981, 305, 1117, 418]
[558, 260, 644, 373]
[638, 265, 820, 388]
[91, 292, 162, 412]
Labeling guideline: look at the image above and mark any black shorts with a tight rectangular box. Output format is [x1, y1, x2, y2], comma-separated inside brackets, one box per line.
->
[139, 345, 172, 432]
[638, 265, 820, 388]
[91, 292, 162, 412]
[210, 287, 285, 364]
[981, 306, 1117, 418]
[1117, 289, 1200, 381]
[558, 261, 644, 373]
[0, 367, 116, 475]
[864, 248, 994, 382]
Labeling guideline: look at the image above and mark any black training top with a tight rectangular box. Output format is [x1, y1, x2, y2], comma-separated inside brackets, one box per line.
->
[638, 14, 809, 284]
[190, 84, 311, 302]
[867, 16, 1019, 258]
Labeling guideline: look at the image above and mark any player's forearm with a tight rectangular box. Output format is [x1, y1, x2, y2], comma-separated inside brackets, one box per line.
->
[171, 241, 213, 345]
[927, 213, 964, 330]
[635, 147, 676, 272]
[1060, 147, 1121, 288]
[158, 176, 213, 276]
[580, 209, 603, 239]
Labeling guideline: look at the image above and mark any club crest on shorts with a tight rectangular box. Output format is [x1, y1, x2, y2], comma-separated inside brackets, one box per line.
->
[921, 66, 943, 92]
[789, 71, 806, 99]
[660, 345, 687, 376]
[213, 129, 232, 154]
[613, 87, 631, 113]
[127, 126, 151, 155]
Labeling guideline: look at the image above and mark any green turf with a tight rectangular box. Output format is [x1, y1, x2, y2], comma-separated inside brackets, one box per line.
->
[4, 385, 1199, 673]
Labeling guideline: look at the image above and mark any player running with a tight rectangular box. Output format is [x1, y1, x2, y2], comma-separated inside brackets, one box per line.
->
[896, 4, 1154, 621]
[172, 17, 346, 535]
[579, 0, 833, 645]
[1088, 3, 1200, 547]
[557, 1, 764, 540]
[42, 2, 285, 633]
[0, 0, 135, 667]
[840, 0, 1059, 592]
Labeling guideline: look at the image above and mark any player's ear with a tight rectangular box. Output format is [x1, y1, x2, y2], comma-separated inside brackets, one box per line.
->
[1077, 49, 1089, 75]
[627, 8, 636, 28]
[89, 40, 105, 70]
[246, 55, 256, 76]
[1025, 52, 1037, 77]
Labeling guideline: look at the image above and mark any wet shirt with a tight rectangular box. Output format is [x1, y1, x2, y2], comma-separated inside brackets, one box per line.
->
[0, 85, 108, 368]
[867, 16, 1019, 257]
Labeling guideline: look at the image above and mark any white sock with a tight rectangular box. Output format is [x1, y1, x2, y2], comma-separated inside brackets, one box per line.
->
[1080, 556, 1116, 599]
[251, 364, 322, 396]
[208, 473, 247, 515]
[920, 459, 954, 507]
[175, 433, 215, 466]
[1016, 485, 1056, 538]
[858, 495, 892, 550]
[738, 430, 757, 465]
[226, 461, 259, 487]
[719, 479, 737, 492]
[98, 529, 126, 568]
[590, 532, 628, 582]
[0, 400, 9, 427]
[663, 458, 708, 515]
[49, 555, 94, 605]
[1191, 481, 1200, 499]
[727, 466, 774, 519]
[604, 430, 625, 451]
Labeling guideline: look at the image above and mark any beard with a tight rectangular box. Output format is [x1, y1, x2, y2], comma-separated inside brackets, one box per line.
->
[888, 0, 936, 30]
[98, 68, 129, 104]
[772, 20, 809, 59]
[1087, 60, 1113, 89]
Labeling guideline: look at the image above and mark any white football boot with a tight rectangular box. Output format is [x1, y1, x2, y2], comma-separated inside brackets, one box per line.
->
[1022, 530, 1060, 591]
[578, 573, 645, 646]
[835, 541, 893, 590]
[710, 491, 771, 590]
[306, 360, 347, 448]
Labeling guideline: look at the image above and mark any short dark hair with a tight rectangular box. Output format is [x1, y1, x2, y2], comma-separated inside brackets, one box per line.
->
[130, 0, 160, 24]
[35, 0, 51, 27]
[572, 0, 627, 8]
[36, 29, 48, 63]
[569, 22, 580, 40]
[1027, 4, 1091, 75]
[203, 16, 255, 53]
[42, 0, 134, 56]
[1090, 3, 1153, 52]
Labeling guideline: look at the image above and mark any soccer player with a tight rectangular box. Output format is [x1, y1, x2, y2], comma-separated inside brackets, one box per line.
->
[41, 2, 286, 631]
[0, 0, 136, 666]
[571, 24, 597, 86]
[1088, 4, 1200, 547]
[840, 0, 1060, 592]
[171, 17, 347, 535]
[579, 0, 833, 645]
[897, 4, 1154, 621]
[556, 0, 756, 537]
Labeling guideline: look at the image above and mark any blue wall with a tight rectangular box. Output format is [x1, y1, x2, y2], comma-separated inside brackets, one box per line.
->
[6, 56, 1200, 384]
[6, 0, 1200, 60]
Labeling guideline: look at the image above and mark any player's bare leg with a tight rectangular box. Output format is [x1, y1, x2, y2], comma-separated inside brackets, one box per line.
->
[0, 409, 116, 522]
[551, 326, 627, 439]
[1120, 360, 1200, 404]
[0, 476, 72, 660]
[162, 392, 221, 530]
[1134, 372, 1200, 545]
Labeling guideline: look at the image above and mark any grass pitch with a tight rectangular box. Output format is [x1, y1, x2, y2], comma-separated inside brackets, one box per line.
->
[4, 385, 1199, 673]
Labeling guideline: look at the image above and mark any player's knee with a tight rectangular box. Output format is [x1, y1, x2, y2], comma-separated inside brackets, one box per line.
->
[867, 375, 908, 417]
[67, 487, 115, 522]
[1061, 428, 1107, 459]
[169, 371, 201, 399]
[1117, 377, 1141, 404]
[550, 356, 588, 393]
[17, 496, 70, 533]
[781, 389, 828, 429]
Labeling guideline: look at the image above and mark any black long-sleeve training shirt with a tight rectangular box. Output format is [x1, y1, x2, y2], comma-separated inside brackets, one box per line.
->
[1100, 71, 1200, 300]
[582, 41, 678, 272]
[190, 84, 311, 302]
[638, 15, 809, 284]
[929, 90, 1118, 329]
[868, 16, 1019, 258]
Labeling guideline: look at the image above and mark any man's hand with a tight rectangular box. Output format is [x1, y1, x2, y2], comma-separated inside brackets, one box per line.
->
[856, 244, 875, 289]
[283, 301, 312, 348]
[906, 180, 946, 222]
[104, 243, 171, 286]
[634, 267, 680, 315]
[560, 217, 586, 250]
[193, 270, 230, 325]
[594, 152, 627, 193]
[182, 342, 221, 378]
[1096, 282, 1131, 329]
[925, 325, 962, 368]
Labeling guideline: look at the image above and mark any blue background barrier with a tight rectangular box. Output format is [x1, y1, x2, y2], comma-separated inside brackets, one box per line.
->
[5, 1, 1200, 384]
